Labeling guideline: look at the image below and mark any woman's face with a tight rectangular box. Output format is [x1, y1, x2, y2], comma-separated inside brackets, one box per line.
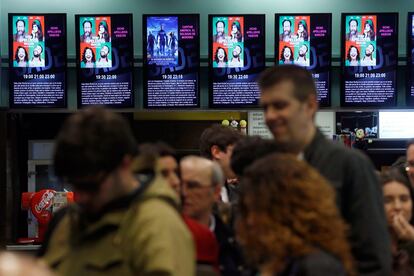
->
[298, 24, 304, 33]
[350, 47, 358, 60]
[85, 49, 93, 62]
[17, 48, 26, 61]
[232, 24, 238, 34]
[383, 181, 413, 226]
[283, 48, 291, 60]
[33, 24, 38, 33]
[99, 25, 105, 34]
[365, 23, 371, 32]
[217, 48, 225, 61]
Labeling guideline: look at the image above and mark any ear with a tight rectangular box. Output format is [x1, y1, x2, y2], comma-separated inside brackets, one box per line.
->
[210, 145, 222, 160]
[307, 94, 319, 118]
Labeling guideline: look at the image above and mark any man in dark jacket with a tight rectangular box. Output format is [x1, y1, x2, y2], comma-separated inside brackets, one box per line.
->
[258, 65, 391, 275]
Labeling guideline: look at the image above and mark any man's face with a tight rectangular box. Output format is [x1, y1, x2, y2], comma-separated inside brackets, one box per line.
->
[214, 145, 236, 179]
[283, 21, 291, 34]
[406, 145, 414, 186]
[83, 22, 92, 36]
[180, 162, 218, 220]
[349, 20, 357, 34]
[299, 45, 307, 56]
[216, 22, 224, 36]
[365, 45, 374, 56]
[232, 46, 241, 58]
[16, 21, 25, 35]
[260, 81, 315, 150]
[100, 46, 109, 58]
[33, 46, 42, 57]
[158, 156, 180, 194]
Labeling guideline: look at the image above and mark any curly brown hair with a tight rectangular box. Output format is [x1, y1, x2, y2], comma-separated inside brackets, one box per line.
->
[236, 153, 354, 275]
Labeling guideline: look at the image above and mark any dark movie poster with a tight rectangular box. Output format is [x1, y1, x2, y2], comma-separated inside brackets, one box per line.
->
[407, 13, 414, 105]
[341, 13, 398, 107]
[209, 14, 265, 108]
[9, 13, 66, 108]
[275, 14, 331, 107]
[143, 14, 199, 108]
[76, 14, 134, 107]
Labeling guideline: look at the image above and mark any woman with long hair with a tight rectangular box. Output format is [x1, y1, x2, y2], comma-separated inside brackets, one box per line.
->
[363, 20, 375, 41]
[381, 167, 414, 275]
[237, 153, 354, 276]
[297, 20, 308, 41]
[346, 45, 360, 66]
[214, 47, 227, 68]
[13, 46, 28, 67]
[279, 46, 294, 64]
[31, 20, 43, 42]
[231, 21, 243, 42]
[97, 21, 110, 42]
[81, 47, 95, 68]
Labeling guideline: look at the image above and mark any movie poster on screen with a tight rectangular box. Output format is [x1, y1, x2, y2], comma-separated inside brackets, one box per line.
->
[209, 14, 265, 108]
[9, 13, 66, 108]
[76, 14, 134, 107]
[341, 13, 398, 107]
[143, 14, 199, 108]
[276, 14, 331, 107]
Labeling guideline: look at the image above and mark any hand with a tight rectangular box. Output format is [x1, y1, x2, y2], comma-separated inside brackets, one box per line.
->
[392, 214, 414, 241]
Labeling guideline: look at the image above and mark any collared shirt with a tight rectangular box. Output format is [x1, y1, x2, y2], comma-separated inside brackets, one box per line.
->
[209, 214, 216, 232]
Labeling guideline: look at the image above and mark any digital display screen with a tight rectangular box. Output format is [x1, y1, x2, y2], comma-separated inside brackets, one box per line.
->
[143, 14, 199, 108]
[275, 14, 332, 107]
[341, 13, 398, 107]
[9, 13, 67, 108]
[209, 14, 266, 108]
[379, 111, 414, 139]
[75, 14, 134, 107]
[407, 13, 414, 106]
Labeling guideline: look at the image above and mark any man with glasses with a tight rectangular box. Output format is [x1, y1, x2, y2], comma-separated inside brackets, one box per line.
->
[406, 139, 414, 187]
[180, 156, 248, 276]
[41, 107, 195, 276]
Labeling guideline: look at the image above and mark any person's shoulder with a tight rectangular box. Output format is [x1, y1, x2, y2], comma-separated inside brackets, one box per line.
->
[298, 250, 347, 275]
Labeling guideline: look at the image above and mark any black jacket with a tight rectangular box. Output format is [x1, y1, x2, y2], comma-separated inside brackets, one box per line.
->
[213, 214, 251, 276]
[304, 129, 391, 276]
[279, 250, 346, 276]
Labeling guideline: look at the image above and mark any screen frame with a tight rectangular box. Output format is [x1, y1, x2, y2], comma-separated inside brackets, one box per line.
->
[407, 12, 414, 106]
[75, 13, 134, 109]
[8, 13, 68, 109]
[208, 13, 266, 109]
[274, 13, 332, 108]
[340, 12, 399, 108]
[142, 13, 200, 109]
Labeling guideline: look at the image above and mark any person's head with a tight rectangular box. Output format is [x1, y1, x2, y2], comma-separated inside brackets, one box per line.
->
[406, 139, 414, 186]
[15, 46, 28, 62]
[180, 156, 223, 222]
[82, 20, 92, 36]
[237, 153, 354, 274]
[139, 142, 180, 194]
[200, 125, 243, 179]
[365, 44, 374, 58]
[82, 47, 95, 63]
[258, 65, 318, 153]
[214, 47, 227, 63]
[298, 44, 308, 57]
[297, 20, 307, 34]
[100, 45, 110, 59]
[32, 20, 42, 36]
[232, 45, 242, 59]
[16, 20, 25, 35]
[216, 20, 225, 36]
[349, 19, 358, 34]
[380, 167, 414, 228]
[282, 19, 291, 34]
[230, 136, 284, 177]
[32, 45, 43, 58]
[98, 21, 109, 35]
[53, 106, 139, 214]
[364, 20, 374, 33]
[232, 21, 241, 34]
[347, 45, 359, 62]
[280, 46, 293, 62]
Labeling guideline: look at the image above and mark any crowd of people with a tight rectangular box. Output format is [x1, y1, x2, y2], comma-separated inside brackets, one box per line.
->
[3, 65, 414, 275]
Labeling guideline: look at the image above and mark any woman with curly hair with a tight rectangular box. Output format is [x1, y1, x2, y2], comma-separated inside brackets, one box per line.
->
[237, 153, 354, 276]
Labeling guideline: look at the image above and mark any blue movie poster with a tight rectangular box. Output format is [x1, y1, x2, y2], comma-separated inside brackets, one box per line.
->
[147, 16, 179, 67]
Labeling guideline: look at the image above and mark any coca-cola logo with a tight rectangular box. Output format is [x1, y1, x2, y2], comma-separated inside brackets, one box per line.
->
[34, 191, 55, 213]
